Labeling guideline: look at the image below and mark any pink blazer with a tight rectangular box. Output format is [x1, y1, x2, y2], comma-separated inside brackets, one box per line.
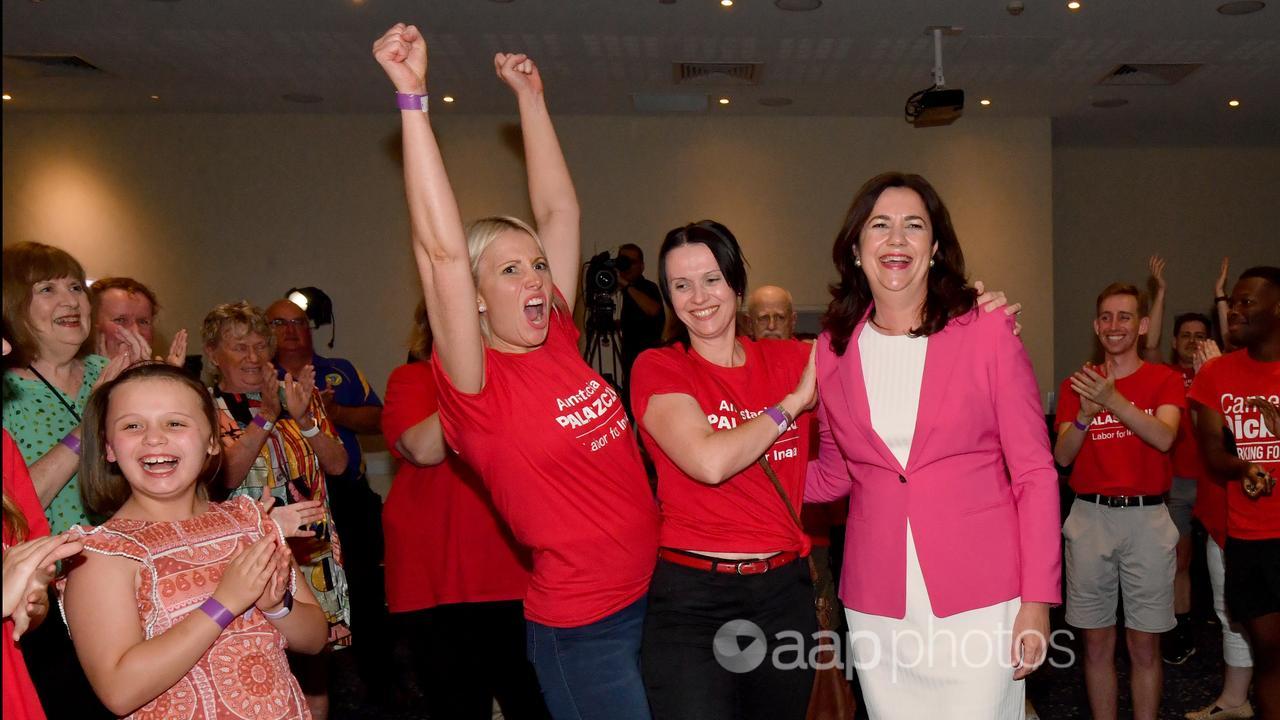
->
[806, 308, 1061, 619]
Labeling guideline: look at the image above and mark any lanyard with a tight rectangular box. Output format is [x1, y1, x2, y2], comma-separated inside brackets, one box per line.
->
[26, 364, 82, 423]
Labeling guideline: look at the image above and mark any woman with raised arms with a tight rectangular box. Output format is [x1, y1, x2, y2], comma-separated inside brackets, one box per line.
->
[373, 23, 659, 720]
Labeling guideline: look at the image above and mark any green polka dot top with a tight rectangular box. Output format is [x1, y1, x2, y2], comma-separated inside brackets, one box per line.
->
[3, 355, 108, 534]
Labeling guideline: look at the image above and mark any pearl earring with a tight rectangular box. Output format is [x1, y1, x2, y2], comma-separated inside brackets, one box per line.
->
[929, 259, 935, 268]
[854, 257, 862, 267]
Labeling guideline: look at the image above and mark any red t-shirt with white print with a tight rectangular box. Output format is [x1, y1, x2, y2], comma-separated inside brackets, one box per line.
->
[630, 338, 813, 555]
[1056, 361, 1185, 496]
[1169, 363, 1208, 481]
[431, 292, 659, 628]
[1188, 350, 1280, 540]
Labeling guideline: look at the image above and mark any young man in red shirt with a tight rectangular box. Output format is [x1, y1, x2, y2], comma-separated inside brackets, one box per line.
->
[1189, 266, 1280, 720]
[1054, 283, 1184, 720]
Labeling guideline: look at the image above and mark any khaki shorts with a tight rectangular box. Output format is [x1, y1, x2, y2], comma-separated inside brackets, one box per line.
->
[1063, 498, 1178, 633]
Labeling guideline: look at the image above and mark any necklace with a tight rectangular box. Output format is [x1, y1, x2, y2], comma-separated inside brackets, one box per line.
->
[868, 315, 910, 336]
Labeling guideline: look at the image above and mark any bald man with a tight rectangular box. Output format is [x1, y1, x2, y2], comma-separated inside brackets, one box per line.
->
[746, 285, 798, 341]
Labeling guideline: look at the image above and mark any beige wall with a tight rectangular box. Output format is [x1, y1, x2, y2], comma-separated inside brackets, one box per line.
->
[3, 112, 1055, 399]
[1052, 146, 1279, 388]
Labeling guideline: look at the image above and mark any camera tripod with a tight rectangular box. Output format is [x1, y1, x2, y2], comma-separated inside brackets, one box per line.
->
[583, 295, 626, 390]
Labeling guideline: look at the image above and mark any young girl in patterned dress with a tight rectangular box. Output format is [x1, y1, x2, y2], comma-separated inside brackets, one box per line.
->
[59, 363, 328, 719]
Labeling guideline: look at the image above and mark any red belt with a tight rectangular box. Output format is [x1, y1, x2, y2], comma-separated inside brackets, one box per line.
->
[658, 548, 800, 576]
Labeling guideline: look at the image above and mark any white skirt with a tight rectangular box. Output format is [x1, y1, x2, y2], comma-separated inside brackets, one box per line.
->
[845, 523, 1024, 720]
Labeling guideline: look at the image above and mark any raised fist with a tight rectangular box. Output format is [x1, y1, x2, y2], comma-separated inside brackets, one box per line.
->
[494, 52, 543, 97]
[373, 23, 428, 96]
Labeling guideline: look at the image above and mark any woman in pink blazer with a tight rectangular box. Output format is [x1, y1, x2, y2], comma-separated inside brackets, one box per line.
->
[806, 172, 1061, 719]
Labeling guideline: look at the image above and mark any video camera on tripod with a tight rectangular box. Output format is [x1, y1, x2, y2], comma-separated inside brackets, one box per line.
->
[581, 250, 635, 387]
[583, 251, 635, 318]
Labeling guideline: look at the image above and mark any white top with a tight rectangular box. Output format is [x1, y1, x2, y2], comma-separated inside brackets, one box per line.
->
[858, 325, 928, 468]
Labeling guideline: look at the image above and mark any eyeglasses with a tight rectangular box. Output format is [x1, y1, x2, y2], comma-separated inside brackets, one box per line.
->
[268, 318, 309, 329]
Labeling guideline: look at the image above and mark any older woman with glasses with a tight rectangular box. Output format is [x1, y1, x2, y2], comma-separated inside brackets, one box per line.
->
[201, 300, 350, 719]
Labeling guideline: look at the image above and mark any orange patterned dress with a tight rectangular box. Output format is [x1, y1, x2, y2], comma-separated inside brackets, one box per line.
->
[59, 496, 310, 720]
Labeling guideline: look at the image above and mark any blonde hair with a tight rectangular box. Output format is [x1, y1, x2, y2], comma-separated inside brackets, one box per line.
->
[200, 301, 275, 386]
[464, 216, 545, 340]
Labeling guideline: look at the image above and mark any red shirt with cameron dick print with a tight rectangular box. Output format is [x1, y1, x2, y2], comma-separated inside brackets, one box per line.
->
[1188, 351, 1280, 540]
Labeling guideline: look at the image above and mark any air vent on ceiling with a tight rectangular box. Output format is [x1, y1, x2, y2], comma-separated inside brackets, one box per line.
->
[1097, 63, 1201, 86]
[673, 61, 763, 85]
[3, 54, 106, 79]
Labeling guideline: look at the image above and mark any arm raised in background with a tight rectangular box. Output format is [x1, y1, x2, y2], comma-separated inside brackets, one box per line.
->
[1215, 257, 1235, 352]
[1142, 255, 1167, 364]
[374, 23, 486, 393]
[494, 53, 582, 309]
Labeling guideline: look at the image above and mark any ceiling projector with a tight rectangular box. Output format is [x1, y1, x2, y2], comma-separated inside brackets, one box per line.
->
[905, 87, 965, 128]
[904, 28, 964, 128]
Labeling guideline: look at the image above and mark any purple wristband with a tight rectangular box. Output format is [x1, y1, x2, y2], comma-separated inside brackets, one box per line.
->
[395, 92, 428, 112]
[198, 597, 235, 629]
[763, 406, 790, 433]
[60, 433, 81, 456]
[1072, 419, 1089, 432]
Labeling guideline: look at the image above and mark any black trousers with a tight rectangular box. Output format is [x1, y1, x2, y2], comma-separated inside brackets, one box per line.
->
[396, 600, 550, 720]
[642, 556, 818, 720]
[326, 471, 391, 694]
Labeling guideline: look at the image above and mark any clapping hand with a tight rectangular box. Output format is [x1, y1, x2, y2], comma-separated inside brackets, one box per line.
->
[282, 366, 316, 421]
[259, 494, 325, 539]
[1248, 397, 1279, 438]
[494, 52, 543, 97]
[1215, 257, 1231, 298]
[973, 280, 1023, 336]
[254, 541, 294, 616]
[163, 329, 188, 367]
[1193, 339, 1221, 373]
[1070, 363, 1116, 416]
[259, 372, 283, 423]
[1242, 463, 1276, 500]
[211, 535, 279, 616]
[3, 534, 83, 640]
[373, 23, 428, 96]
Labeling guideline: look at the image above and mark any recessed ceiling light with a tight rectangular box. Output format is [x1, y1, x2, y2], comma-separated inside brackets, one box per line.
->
[721, 0, 734, 6]
[758, 96, 793, 107]
[1228, 99, 1241, 107]
[1217, 1, 1266, 14]
[775, 0, 822, 10]
[1091, 98, 1129, 109]
[282, 93, 323, 104]
[1067, 1, 1081, 9]
[2, 93, 12, 101]
[979, 99, 992, 106]
[150, 94, 160, 101]
[442, 95, 455, 103]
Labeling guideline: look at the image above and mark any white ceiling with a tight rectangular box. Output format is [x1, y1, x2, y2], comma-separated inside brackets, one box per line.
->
[4, 0, 1279, 145]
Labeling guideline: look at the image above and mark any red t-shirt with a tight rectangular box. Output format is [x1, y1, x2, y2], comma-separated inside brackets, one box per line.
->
[432, 296, 660, 628]
[1169, 364, 1207, 481]
[1188, 351, 1280, 540]
[3, 429, 50, 720]
[1055, 361, 1185, 496]
[630, 338, 813, 555]
[380, 362, 531, 613]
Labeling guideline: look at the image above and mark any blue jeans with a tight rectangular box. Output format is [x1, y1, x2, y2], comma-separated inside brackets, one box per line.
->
[526, 597, 652, 720]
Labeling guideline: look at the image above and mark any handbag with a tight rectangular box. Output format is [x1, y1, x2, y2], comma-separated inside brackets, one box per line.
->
[758, 456, 857, 720]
